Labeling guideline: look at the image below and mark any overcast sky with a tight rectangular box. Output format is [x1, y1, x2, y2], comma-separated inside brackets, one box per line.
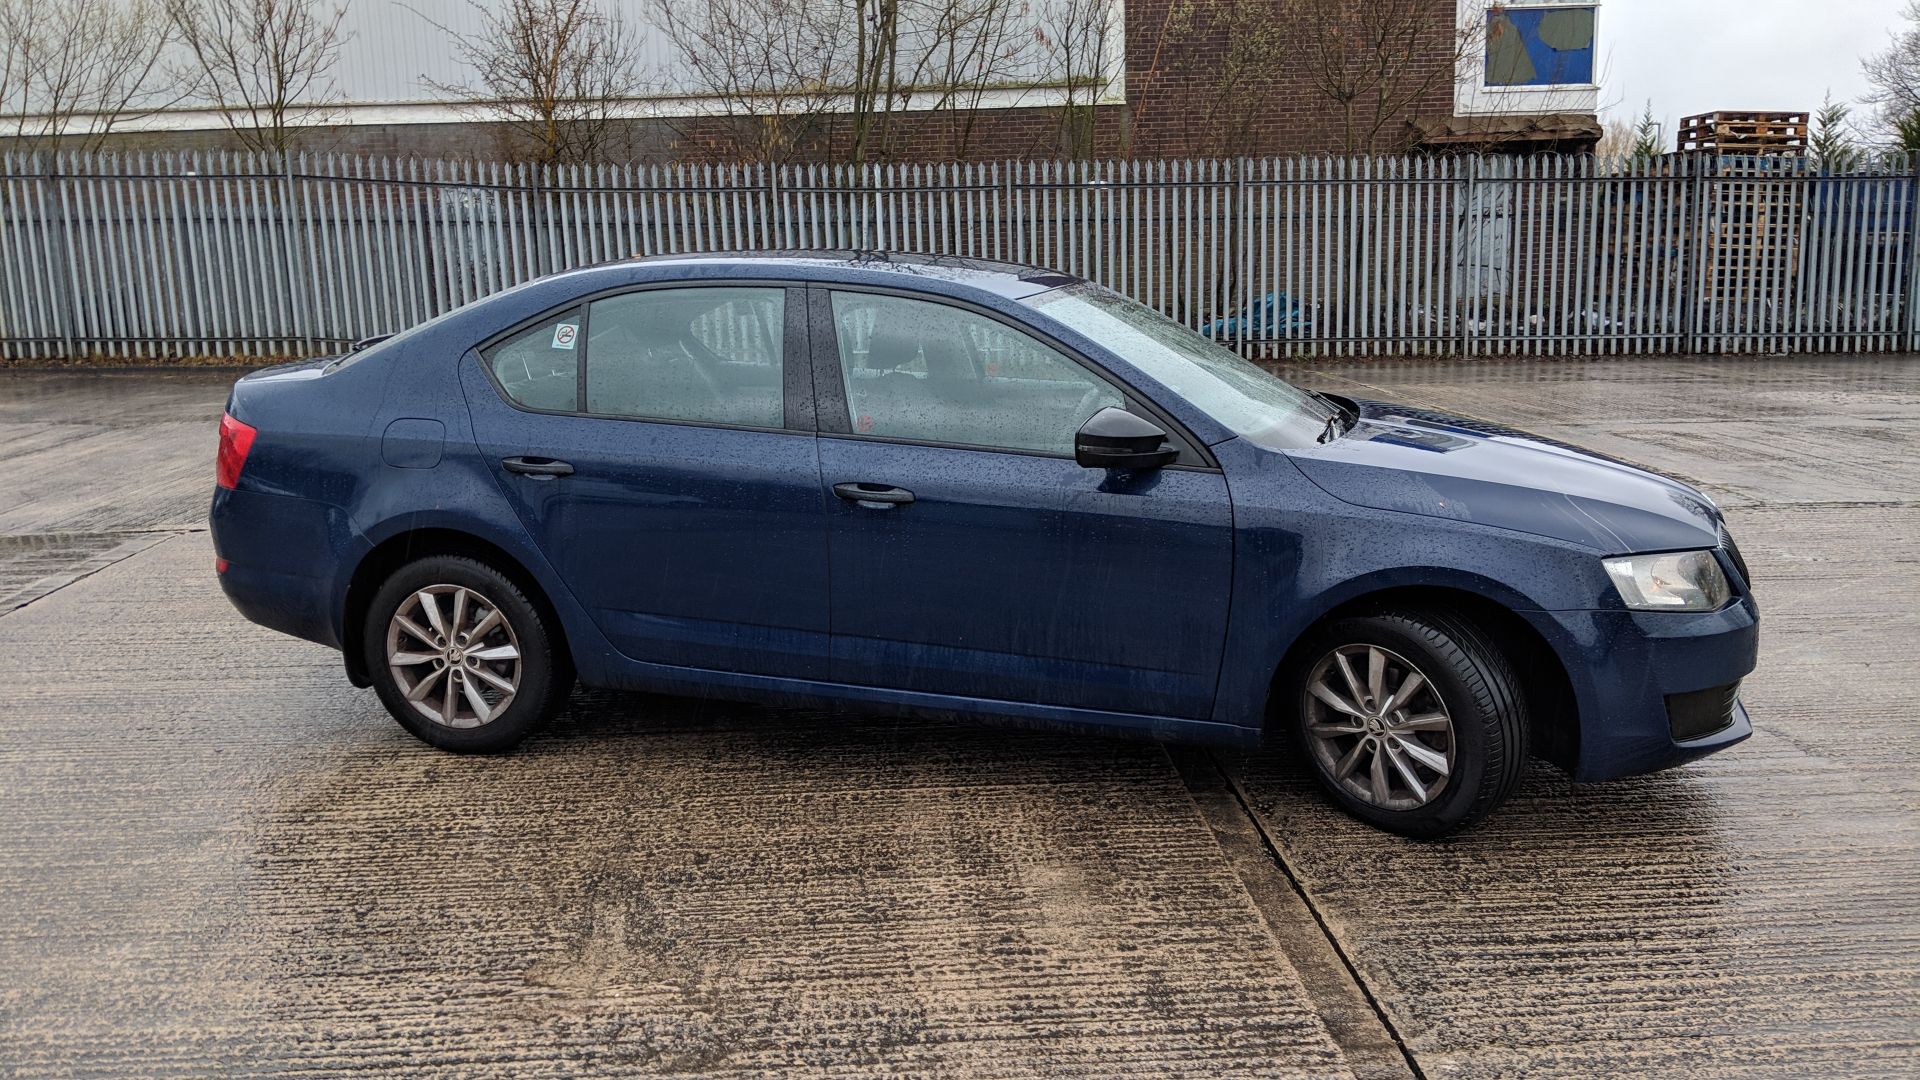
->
[1603, 0, 1909, 133]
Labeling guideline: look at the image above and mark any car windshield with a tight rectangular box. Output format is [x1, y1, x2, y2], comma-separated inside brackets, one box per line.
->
[1025, 283, 1336, 449]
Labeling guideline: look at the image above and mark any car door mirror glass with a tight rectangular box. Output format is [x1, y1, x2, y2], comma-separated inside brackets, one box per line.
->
[1074, 407, 1179, 470]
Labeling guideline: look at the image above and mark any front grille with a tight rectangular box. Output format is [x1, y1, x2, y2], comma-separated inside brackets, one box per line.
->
[1667, 682, 1740, 741]
[1719, 526, 1752, 587]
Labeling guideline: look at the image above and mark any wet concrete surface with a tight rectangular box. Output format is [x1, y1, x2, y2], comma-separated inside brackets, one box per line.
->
[0, 371, 233, 611]
[1245, 357, 1920, 1077]
[0, 359, 1916, 1075]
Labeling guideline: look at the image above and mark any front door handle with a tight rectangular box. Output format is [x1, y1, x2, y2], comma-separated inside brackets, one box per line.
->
[832, 482, 915, 508]
[501, 456, 574, 478]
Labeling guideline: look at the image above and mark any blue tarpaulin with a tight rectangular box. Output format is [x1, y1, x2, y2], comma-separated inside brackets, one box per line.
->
[1205, 292, 1308, 341]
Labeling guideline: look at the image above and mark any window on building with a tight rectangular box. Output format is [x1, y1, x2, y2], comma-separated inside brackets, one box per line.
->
[1485, 4, 1595, 87]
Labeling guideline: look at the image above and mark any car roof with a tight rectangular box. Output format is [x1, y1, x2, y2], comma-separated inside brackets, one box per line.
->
[620, 250, 1083, 300]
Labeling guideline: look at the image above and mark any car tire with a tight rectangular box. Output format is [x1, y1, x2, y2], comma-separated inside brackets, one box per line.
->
[362, 554, 572, 753]
[1284, 608, 1528, 838]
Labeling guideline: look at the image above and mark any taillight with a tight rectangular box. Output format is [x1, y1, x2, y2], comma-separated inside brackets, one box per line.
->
[216, 412, 257, 490]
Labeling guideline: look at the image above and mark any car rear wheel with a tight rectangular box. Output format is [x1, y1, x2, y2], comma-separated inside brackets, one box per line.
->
[362, 555, 571, 752]
[1286, 609, 1528, 838]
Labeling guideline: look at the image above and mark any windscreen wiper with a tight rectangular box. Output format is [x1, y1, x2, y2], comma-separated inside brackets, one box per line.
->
[1318, 410, 1342, 444]
[1314, 393, 1354, 444]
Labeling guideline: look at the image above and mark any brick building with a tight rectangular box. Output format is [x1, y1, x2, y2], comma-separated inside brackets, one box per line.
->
[3, 0, 1599, 160]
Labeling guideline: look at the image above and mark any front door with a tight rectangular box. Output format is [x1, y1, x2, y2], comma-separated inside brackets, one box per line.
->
[814, 288, 1234, 719]
[462, 284, 830, 679]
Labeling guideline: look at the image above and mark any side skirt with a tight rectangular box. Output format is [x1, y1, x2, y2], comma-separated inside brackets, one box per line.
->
[586, 657, 1264, 749]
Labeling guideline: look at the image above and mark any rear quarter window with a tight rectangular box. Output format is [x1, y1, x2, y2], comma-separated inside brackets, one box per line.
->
[486, 311, 582, 411]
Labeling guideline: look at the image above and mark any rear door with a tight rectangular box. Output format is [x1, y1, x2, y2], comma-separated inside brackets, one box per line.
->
[812, 286, 1234, 719]
[462, 283, 830, 679]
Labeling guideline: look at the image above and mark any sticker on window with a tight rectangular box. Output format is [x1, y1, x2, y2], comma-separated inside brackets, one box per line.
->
[551, 323, 579, 350]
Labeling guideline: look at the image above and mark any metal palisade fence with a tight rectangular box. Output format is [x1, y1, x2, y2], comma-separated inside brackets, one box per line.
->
[2, 150, 1918, 361]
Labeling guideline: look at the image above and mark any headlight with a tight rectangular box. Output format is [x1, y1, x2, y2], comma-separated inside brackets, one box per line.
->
[1602, 550, 1730, 611]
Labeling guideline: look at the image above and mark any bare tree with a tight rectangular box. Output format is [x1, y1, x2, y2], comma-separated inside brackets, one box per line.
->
[853, 0, 1031, 161]
[910, 0, 1029, 159]
[649, 0, 1030, 164]
[0, 1, 18, 129]
[1864, 0, 1920, 141]
[1593, 115, 1633, 162]
[1132, 0, 1292, 157]
[0, 0, 176, 153]
[1031, 0, 1118, 159]
[649, 0, 843, 163]
[842, 0, 899, 163]
[420, 0, 646, 166]
[1282, 0, 1477, 154]
[167, 0, 348, 155]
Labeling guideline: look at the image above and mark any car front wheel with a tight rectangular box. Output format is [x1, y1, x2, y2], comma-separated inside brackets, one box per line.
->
[362, 555, 571, 752]
[1287, 609, 1528, 838]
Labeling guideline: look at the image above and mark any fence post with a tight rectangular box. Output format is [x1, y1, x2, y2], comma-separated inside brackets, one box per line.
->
[1681, 155, 1709, 355]
[765, 162, 781, 249]
[1004, 163, 1020, 264]
[1459, 156, 1477, 358]
[532, 164, 553, 277]
[20, 158, 71, 360]
[1904, 151, 1920, 352]
[278, 153, 315, 355]
[42, 156, 85, 360]
[1235, 156, 1250, 359]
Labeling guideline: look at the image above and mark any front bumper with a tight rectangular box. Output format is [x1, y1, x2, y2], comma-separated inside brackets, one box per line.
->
[1525, 596, 1759, 782]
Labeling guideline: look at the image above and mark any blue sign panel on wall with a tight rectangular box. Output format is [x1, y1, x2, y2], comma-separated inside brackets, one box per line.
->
[1486, 6, 1596, 87]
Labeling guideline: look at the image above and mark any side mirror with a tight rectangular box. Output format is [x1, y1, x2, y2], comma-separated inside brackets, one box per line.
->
[1074, 406, 1179, 470]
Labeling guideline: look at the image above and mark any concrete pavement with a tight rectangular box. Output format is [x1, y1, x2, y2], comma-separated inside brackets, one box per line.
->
[0, 359, 1914, 1076]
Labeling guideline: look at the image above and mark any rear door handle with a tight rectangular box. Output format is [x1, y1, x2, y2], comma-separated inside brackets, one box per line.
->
[501, 456, 574, 478]
[832, 482, 915, 507]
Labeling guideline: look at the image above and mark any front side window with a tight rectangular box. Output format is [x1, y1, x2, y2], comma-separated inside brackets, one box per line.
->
[1025, 283, 1336, 450]
[485, 309, 581, 412]
[586, 287, 786, 428]
[830, 291, 1123, 456]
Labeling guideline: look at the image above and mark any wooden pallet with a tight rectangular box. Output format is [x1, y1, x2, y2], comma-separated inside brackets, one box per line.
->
[1599, 156, 1809, 323]
[1676, 111, 1809, 155]
[1705, 178, 1804, 306]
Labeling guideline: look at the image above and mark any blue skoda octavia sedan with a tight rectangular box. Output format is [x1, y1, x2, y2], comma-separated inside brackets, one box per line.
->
[210, 252, 1757, 836]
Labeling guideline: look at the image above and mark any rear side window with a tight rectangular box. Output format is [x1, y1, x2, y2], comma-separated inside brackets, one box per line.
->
[485, 310, 581, 411]
[585, 287, 785, 428]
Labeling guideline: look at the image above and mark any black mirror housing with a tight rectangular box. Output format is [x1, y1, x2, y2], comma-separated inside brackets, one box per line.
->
[1074, 406, 1179, 470]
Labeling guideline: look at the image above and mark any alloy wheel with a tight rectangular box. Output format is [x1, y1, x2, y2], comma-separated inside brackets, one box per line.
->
[385, 584, 522, 729]
[1302, 644, 1455, 810]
